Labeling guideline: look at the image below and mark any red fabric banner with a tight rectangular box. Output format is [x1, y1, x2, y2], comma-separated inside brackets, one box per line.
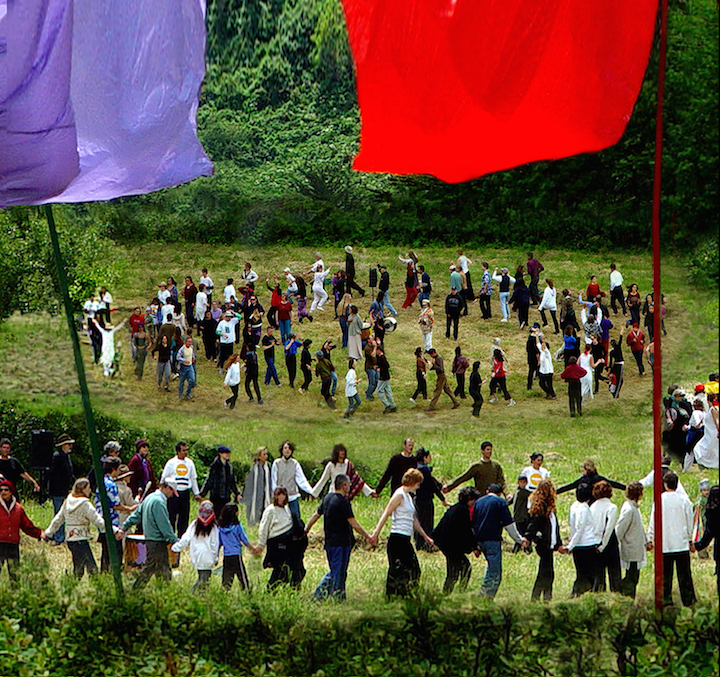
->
[342, 0, 657, 182]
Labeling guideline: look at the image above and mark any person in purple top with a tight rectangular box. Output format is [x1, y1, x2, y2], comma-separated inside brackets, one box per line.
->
[526, 252, 545, 306]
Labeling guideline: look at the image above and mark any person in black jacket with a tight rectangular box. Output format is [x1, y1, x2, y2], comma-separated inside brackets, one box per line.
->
[525, 479, 562, 601]
[510, 278, 531, 329]
[344, 246, 365, 297]
[48, 433, 76, 544]
[373, 438, 418, 497]
[432, 487, 480, 593]
[445, 288, 463, 340]
[414, 449, 449, 551]
[200, 446, 240, 516]
[695, 484, 719, 597]
[469, 361, 485, 417]
[556, 459, 625, 505]
[526, 324, 541, 390]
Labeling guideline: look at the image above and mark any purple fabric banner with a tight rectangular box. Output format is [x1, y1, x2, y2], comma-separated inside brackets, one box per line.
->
[0, 0, 213, 207]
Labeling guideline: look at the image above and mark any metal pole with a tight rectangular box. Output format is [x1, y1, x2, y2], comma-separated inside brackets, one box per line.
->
[651, 0, 669, 617]
[44, 205, 124, 595]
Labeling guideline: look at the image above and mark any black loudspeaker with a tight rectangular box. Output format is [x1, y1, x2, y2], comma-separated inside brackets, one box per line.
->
[31, 430, 54, 469]
[369, 267, 378, 288]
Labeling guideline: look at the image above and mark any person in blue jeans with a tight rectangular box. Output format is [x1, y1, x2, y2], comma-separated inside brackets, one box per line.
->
[261, 326, 281, 386]
[304, 474, 376, 600]
[177, 337, 197, 400]
[364, 336, 379, 400]
[378, 264, 398, 317]
[472, 483, 527, 598]
[492, 267, 516, 323]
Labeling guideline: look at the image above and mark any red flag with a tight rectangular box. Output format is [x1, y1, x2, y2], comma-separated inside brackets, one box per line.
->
[342, 0, 657, 182]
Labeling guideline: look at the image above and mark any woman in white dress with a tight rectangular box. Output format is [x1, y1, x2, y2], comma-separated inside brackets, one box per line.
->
[194, 284, 208, 324]
[91, 318, 127, 377]
[579, 346, 594, 405]
[694, 393, 719, 469]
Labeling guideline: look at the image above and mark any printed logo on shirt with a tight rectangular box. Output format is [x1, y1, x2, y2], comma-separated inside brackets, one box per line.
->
[176, 463, 188, 477]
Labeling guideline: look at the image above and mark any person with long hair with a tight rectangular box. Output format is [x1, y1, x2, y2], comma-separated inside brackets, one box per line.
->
[198, 309, 218, 362]
[171, 500, 220, 591]
[694, 484, 719, 596]
[218, 503, 259, 591]
[371, 468, 434, 597]
[432, 487, 480, 593]
[244, 346, 263, 404]
[277, 292, 293, 344]
[694, 392, 719, 470]
[337, 293, 353, 348]
[399, 252, 419, 309]
[537, 338, 556, 399]
[413, 448, 448, 552]
[608, 332, 625, 399]
[152, 333, 172, 391]
[43, 478, 108, 578]
[346, 305, 363, 361]
[509, 276, 531, 329]
[223, 354, 242, 410]
[537, 278, 559, 333]
[410, 347, 428, 404]
[525, 479, 562, 601]
[489, 348, 515, 406]
[311, 444, 374, 500]
[614, 481, 648, 598]
[590, 481, 621, 592]
[240, 447, 272, 526]
[562, 325, 579, 367]
[257, 487, 305, 590]
[626, 284, 642, 326]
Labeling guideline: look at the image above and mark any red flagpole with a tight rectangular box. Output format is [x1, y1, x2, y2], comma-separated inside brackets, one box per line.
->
[651, 0, 669, 616]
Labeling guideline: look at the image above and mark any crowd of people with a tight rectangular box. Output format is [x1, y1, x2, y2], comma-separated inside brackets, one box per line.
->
[0, 434, 716, 605]
[79, 249, 681, 421]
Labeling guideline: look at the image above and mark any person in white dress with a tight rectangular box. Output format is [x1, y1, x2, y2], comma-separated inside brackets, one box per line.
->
[694, 393, 719, 469]
[194, 285, 208, 324]
[310, 263, 331, 313]
[91, 318, 127, 377]
[579, 347, 594, 404]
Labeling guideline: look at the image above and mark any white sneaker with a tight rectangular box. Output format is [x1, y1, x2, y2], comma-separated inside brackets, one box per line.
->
[500, 318, 508, 323]
[409, 398, 415, 403]
[507, 399, 516, 406]
[489, 396, 498, 403]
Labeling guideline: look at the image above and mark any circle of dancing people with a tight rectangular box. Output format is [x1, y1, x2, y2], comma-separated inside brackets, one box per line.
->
[1, 432, 716, 605]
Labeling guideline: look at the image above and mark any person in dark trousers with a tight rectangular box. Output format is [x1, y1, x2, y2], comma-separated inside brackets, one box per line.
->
[413, 448, 449, 551]
[94, 457, 125, 572]
[48, 433, 76, 544]
[509, 277, 531, 329]
[525, 478, 562, 601]
[560, 356, 587, 417]
[526, 252, 545, 306]
[607, 334, 625, 399]
[590, 480, 622, 593]
[284, 333, 302, 389]
[373, 438, 418, 497]
[694, 484, 719, 597]
[128, 438, 157, 498]
[526, 324, 541, 390]
[305, 473, 376, 600]
[344, 246, 365, 297]
[648, 471, 696, 607]
[0, 480, 42, 580]
[508, 475, 531, 552]
[200, 446, 240, 517]
[615, 481, 648, 598]
[417, 265, 432, 303]
[410, 346, 428, 403]
[261, 326, 281, 386]
[432, 487, 480, 593]
[452, 346, 470, 399]
[119, 479, 180, 589]
[560, 483, 599, 597]
[425, 348, 461, 411]
[469, 361, 485, 417]
[445, 287, 463, 340]
[472, 483, 527, 598]
[378, 264, 397, 317]
[299, 339, 313, 394]
[315, 350, 336, 410]
[479, 262, 492, 319]
[556, 460, 626, 503]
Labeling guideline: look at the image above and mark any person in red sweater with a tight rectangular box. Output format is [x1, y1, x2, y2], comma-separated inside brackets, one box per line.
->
[585, 275, 606, 303]
[0, 480, 42, 580]
[560, 357, 588, 418]
[625, 322, 646, 376]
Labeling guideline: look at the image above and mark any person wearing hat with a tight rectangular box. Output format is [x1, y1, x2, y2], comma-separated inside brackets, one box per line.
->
[128, 439, 157, 497]
[216, 309, 239, 374]
[492, 267, 516, 322]
[377, 263, 397, 317]
[0, 438, 40, 498]
[119, 478, 180, 589]
[157, 281, 171, 305]
[0, 479, 42, 580]
[418, 298, 434, 351]
[200, 446, 240, 517]
[47, 433, 76, 545]
[344, 245, 365, 297]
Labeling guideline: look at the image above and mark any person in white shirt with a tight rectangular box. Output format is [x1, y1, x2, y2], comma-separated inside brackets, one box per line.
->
[171, 500, 219, 590]
[161, 441, 201, 542]
[537, 339, 556, 399]
[97, 287, 113, 326]
[638, 458, 688, 498]
[199, 268, 214, 305]
[160, 301, 175, 324]
[609, 264, 626, 316]
[270, 440, 314, 519]
[614, 481, 648, 598]
[647, 471, 696, 607]
[590, 480, 621, 593]
[306, 252, 324, 275]
[216, 310, 239, 373]
[343, 358, 362, 419]
[257, 487, 303, 589]
[194, 285, 208, 324]
[83, 295, 100, 322]
[240, 262, 259, 285]
[222, 353, 242, 409]
[521, 452, 550, 491]
[560, 483, 598, 597]
[157, 283, 171, 305]
[309, 263, 331, 313]
[284, 267, 298, 300]
[537, 278, 559, 334]
[223, 278, 236, 304]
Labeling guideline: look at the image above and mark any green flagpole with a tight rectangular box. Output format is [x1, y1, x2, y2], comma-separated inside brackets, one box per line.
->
[44, 205, 124, 595]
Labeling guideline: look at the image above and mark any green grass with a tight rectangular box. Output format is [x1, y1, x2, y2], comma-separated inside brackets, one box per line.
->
[2, 243, 719, 606]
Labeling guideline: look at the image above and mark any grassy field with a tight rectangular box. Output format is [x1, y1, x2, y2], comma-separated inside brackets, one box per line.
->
[1, 243, 718, 606]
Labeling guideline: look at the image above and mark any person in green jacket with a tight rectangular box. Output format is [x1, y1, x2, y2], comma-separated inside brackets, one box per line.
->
[119, 479, 179, 589]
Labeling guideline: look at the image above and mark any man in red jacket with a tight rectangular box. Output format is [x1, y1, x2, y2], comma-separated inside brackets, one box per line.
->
[0, 480, 42, 580]
[560, 357, 588, 418]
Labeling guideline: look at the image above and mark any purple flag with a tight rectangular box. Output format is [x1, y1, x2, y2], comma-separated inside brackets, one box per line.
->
[0, 0, 213, 207]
